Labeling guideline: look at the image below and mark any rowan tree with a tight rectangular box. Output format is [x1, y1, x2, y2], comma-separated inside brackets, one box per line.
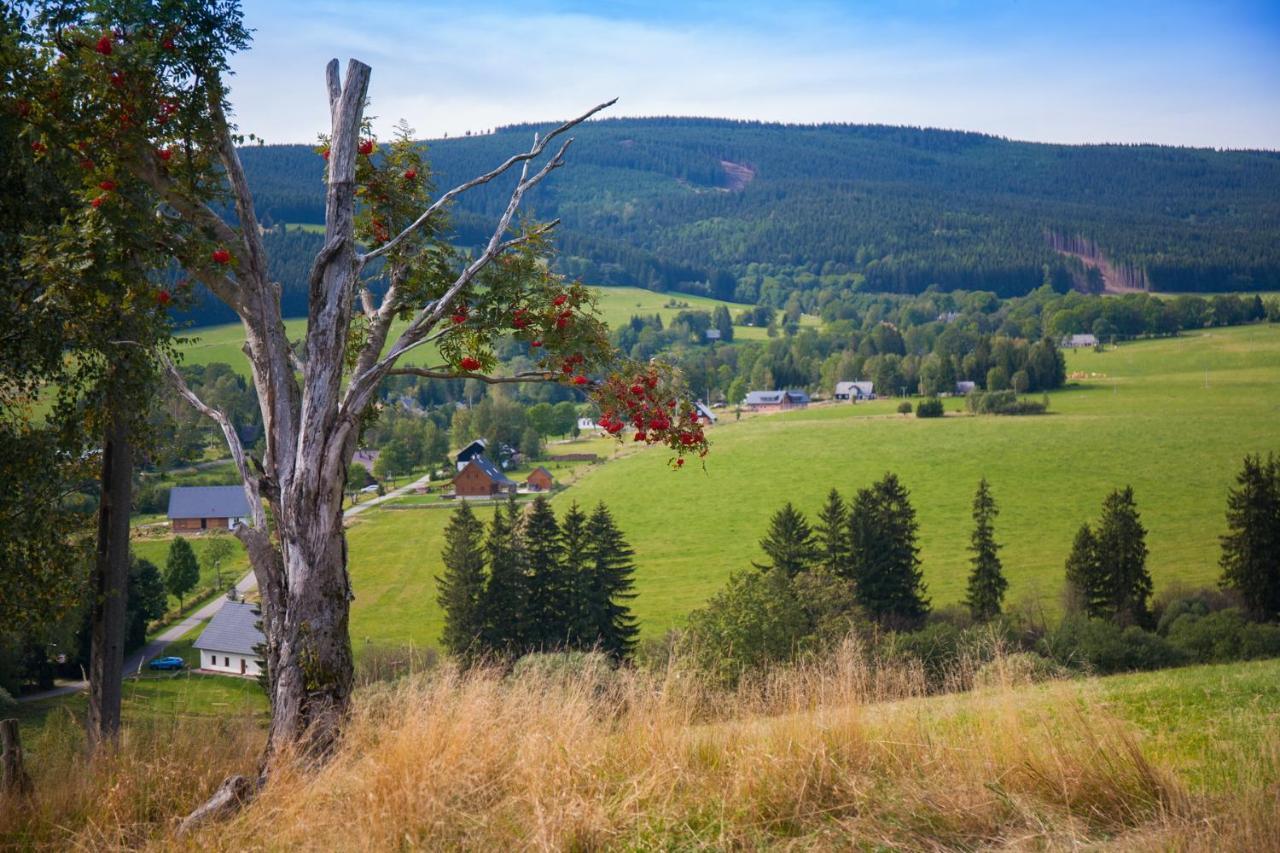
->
[1219, 453, 1280, 621]
[964, 478, 1006, 621]
[15, 1, 708, 795]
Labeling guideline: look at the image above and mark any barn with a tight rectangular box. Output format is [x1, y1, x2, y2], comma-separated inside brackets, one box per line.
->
[452, 454, 518, 498]
[167, 486, 249, 533]
[743, 390, 810, 412]
[526, 466, 555, 492]
[193, 601, 264, 677]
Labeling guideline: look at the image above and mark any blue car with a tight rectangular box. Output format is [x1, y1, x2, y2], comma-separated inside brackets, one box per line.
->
[148, 656, 185, 671]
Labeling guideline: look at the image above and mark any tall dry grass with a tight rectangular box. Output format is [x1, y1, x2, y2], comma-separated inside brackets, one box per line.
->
[4, 645, 1277, 850]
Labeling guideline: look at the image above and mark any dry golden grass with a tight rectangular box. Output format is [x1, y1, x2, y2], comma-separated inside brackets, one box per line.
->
[5, 648, 1277, 850]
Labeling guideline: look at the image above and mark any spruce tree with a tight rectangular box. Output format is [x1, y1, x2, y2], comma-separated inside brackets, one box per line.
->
[964, 478, 1007, 621]
[815, 488, 852, 579]
[1094, 486, 1152, 627]
[480, 502, 525, 654]
[1219, 454, 1280, 621]
[522, 496, 566, 650]
[164, 537, 200, 611]
[559, 501, 593, 647]
[848, 473, 929, 627]
[583, 502, 639, 660]
[1064, 523, 1105, 617]
[436, 502, 488, 662]
[754, 502, 819, 577]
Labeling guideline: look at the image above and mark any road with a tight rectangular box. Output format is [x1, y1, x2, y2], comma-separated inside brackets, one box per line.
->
[18, 473, 432, 704]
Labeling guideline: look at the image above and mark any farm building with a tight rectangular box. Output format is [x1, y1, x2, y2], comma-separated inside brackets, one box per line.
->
[1061, 333, 1099, 348]
[834, 381, 875, 401]
[694, 401, 717, 423]
[743, 390, 810, 412]
[955, 380, 977, 395]
[455, 438, 489, 471]
[704, 328, 722, 341]
[167, 486, 249, 532]
[452, 454, 518, 498]
[526, 466, 555, 492]
[193, 601, 264, 677]
[577, 417, 600, 434]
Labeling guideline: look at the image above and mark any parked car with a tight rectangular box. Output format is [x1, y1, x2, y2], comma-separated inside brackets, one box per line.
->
[148, 656, 185, 671]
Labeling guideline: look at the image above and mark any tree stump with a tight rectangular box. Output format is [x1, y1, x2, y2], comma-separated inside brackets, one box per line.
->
[1, 719, 32, 797]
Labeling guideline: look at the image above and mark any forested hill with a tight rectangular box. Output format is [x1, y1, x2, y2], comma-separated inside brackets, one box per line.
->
[218, 118, 1280, 324]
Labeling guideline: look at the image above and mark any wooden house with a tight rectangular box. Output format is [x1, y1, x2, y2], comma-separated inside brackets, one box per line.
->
[451, 454, 517, 498]
[526, 466, 555, 492]
[167, 486, 249, 532]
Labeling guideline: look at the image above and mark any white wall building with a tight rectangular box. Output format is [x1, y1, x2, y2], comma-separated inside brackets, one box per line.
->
[193, 601, 265, 677]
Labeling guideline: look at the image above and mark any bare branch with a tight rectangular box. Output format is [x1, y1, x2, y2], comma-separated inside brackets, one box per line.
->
[325, 59, 341, 116]
[385, 367, 558, 385]
[359, 98, 616, 265]
[161, 355, 267, 531]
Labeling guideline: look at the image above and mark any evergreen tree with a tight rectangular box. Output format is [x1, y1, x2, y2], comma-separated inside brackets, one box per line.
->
[1064, 523, 1105, 617]
[1094, 486, 1152, 627]
[559, 501, 594, 647]
[1219, 454, 1280, 621]
[583, 502, 640, 660]
[754, 502, 819, 577]
[848, 473, 929, 627]
[815, 488, 852, 579]
[164, 537, 200, 611]
[436, 502, 488, 662]
[522, 496, 566, 650]
[965, 478, 1007, 621]
[480, 502, 526, 654]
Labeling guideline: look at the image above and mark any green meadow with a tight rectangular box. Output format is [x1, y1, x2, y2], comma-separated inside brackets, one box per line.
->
[342, 323, 1280, 649]
[174, 285, 804, 377]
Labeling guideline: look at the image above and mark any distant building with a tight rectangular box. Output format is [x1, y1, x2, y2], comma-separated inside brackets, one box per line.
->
[955, 380, 977, 395]
[937, 311, 961, 323]
[455, 439, 489, 471]
[704, 328, 722, 341]
[577, 417, 600, 434]
[834, 381, 875, 402]
[526, 466, 555, 492]
[1061, 333, 1099, 349]
[193, 601, 264, 677]
[694, 401, 718, 424]
[167, 486, 249, 533]
[451, 454, 518, 498]
[352, 449, 379, 472]
[743, 390, 810, 412]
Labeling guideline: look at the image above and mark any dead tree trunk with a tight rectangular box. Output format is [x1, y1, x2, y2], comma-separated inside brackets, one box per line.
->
[86, 404, 132, 753]
[1, 719, 32, 797]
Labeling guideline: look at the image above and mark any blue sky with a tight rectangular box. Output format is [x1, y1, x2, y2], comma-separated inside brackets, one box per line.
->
[229, 0, 1280, 148]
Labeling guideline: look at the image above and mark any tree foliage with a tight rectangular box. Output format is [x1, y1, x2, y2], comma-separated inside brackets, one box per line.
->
[1219, 454, 1280, 622]
[964, 478, 1006, 621]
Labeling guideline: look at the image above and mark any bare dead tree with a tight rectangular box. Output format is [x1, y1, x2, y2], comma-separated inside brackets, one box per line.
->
[146, 58, 613, 770]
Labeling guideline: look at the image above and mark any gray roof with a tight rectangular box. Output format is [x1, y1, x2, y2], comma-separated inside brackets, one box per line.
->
[167, 486, 250, 520]
[455, 454, 516, 485]
[835, 381, 874, 396]
[193, 601, 264, 655]
[455, 438, 488, 462]
[744, 390, 810, 405]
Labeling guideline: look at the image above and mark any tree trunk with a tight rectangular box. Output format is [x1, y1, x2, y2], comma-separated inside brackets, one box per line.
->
[87, 408, 132, 752]
[1, 719, 32, 797]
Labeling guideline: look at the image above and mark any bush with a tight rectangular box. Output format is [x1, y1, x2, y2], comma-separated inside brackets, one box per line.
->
[915, 398, 944, 418]
[1040, 617, 1185, 675]
[896, 401, 913, 415]
[966, 390, 1048, 416]
[1164, 608, 1280, 664]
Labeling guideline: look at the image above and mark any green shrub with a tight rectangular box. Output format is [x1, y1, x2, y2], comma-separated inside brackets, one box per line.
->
[1040, 616, 1185, 674]
[966, 390, 1048, 416]
[915, 398, 944, 418]
[1165, 608, 1280, 663]
[896, 401, 913, 415]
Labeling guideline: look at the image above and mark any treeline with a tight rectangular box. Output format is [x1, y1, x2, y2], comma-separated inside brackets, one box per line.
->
[675, 454, 1280, 687]
[231, 117, 1280, 304]
[436, 498, 639, 662]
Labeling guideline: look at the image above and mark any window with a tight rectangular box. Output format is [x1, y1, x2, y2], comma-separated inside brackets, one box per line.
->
[209, 654, 216, 667]
[225, 656, 230, 667]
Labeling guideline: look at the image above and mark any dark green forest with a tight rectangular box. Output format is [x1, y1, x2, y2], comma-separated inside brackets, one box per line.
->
[181, 117, 1280, 325]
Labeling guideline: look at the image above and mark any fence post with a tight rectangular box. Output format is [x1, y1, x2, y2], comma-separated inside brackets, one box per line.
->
[1, 718, 32, 797]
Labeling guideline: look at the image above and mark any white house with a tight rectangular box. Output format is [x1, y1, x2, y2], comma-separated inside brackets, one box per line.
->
[577, 417, 601, 434]
[954, 380, 977, 395]
[193, 601, 264, 677]
[834, 381, 875, 402]
[1061, 333, 1099, 349]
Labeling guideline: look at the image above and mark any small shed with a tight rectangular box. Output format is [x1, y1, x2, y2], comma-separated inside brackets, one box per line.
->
[452, 454, 518, 498]
[526, 466, 555, 492]
[193, 601, 264, 677]
[694, 401, 718, 424]
[167, 486, 249, 532]
[455, 439, 489, 471]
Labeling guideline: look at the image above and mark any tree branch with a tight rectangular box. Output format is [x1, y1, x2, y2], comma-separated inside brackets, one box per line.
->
[385, 367, 558, 385]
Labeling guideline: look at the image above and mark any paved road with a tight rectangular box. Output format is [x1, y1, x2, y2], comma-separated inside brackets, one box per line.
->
[18, 473, 432, 704]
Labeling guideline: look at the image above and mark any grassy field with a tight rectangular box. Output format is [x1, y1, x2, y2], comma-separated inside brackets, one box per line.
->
[132, 532, 251, 612]
[341, 324, 1280, 648]
[174, 285, 810, 376]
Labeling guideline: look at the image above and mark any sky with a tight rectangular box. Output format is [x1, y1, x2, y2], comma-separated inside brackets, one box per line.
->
[228, 0, 1280, 149]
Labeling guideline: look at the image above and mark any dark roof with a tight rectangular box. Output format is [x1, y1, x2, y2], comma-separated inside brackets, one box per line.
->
[193, 601, 264, 655]
[744, 390, 810, 405]
[167, 486, 250, 520]
[455, 439, 488, 462]
[453, 454, 516, 485]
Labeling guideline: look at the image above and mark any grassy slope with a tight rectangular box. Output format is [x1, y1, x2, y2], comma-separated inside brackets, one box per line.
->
[342, 324, 1280, 648]
[174, 285, 807, 376]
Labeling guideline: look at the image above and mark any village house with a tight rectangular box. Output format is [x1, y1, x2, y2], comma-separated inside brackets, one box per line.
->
[694, 401, 718, 423]
[1061, 333, 1099, 348]
[166, 485, 249, 533]
[193, 601, 264, 677]
[452, 454, 518, 498]
[834, 381, 875, 402]
[526, 466, 555, 492]
[455, 438, 489, 471]
[743, 390, 810, 412]
[955, 380, 977, 395]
